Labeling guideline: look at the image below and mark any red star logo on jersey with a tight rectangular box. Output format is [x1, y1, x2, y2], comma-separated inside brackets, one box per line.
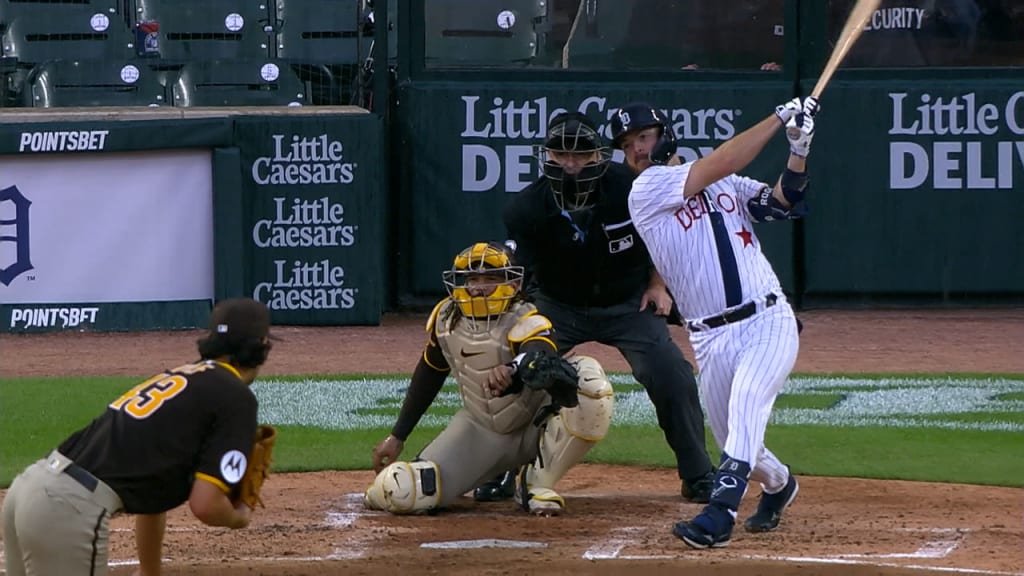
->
[735, 226, 754, 247]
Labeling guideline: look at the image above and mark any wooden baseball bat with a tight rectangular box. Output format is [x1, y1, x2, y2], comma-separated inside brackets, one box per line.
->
[811, 0, 882, 99]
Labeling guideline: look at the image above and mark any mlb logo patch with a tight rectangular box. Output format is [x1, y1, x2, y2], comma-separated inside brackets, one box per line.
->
[608, 235, 634, 254]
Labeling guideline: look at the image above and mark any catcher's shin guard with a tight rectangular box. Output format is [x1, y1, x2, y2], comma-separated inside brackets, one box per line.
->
[364, 461, 441, 514]
[518, 356, 614, 515]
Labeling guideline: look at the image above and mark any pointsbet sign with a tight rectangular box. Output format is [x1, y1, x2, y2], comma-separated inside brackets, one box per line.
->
[889, 91, 1024, 190]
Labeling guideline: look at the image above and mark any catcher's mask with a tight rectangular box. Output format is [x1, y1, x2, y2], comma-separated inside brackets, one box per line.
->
[442, 241, 523, 329]
[541, 112, 611, 212]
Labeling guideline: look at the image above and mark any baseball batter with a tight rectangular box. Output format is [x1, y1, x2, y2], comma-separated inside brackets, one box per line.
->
[365, 241, 614, 516]
[1, 298, 273, 575]
[610, 96, 819, 548]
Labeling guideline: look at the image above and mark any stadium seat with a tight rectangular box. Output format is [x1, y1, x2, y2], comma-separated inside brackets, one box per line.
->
[25, 59, 166, 107]
[131, 0, 273, 62]
[560, 0, 635, 69]
[272, 0, 372, 105]
[170, 59, 308, 107]
[1, 11, 135, 65]
[0, 0, 123, 33]
[274, 0, 371, 65]
[424, 0, 547, 67]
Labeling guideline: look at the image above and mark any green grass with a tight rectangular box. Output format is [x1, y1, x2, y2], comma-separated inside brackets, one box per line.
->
[773, 394, 844, 410]
[3, 374, 1023, 488]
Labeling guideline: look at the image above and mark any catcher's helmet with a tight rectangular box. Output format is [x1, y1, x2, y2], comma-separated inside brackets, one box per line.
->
[442, 241, 524, 328]
[542, 112, 611, 212]
[609, 103, 677, 165]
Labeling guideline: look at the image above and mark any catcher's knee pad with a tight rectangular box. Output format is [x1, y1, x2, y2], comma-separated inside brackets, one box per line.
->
[520, 359, 614, 512]
[563, 355, 614, 440]
[364, 461, 441, 514]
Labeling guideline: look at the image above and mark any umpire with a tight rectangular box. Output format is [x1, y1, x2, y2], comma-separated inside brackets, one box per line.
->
[494, 111, 715, 502]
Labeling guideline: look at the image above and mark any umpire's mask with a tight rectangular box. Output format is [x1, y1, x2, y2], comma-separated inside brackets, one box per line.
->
[542, 112, 611, 212]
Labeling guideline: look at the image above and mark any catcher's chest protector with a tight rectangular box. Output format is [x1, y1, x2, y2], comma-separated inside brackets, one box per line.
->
[437, 301, 548, 434]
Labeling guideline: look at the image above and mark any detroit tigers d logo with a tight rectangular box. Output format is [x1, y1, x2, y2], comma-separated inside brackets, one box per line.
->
[0, 185, 33, 286]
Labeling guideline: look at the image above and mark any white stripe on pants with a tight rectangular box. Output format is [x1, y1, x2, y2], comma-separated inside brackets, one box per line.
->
[691, 301, 799, 493]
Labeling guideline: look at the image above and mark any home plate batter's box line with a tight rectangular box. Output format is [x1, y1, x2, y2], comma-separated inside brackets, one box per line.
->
[581, 527, 1022, 576]
[94, 495, 372, 569]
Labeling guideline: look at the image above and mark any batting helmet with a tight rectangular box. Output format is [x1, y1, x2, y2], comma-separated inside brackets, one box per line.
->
[541, 112, 611, 212]
[442, 241, 524, 327]
[609, 103, 677, 165]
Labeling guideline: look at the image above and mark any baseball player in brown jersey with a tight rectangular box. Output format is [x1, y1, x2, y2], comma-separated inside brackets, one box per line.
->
[1, 298, 274, 576]
[365, 241, 614, 516]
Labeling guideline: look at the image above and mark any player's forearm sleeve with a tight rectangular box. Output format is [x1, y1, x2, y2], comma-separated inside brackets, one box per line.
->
[391, 357, 448, 441]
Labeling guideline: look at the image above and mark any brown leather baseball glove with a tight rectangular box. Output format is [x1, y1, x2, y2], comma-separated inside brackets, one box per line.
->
[238, 424, 277, 509]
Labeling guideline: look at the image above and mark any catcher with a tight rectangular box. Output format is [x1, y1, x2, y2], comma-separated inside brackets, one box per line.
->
[365, 241, 614, 516]
[1, 298, 277, 576]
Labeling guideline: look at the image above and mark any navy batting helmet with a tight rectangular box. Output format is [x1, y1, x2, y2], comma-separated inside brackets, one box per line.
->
[610, 103, 677, 165]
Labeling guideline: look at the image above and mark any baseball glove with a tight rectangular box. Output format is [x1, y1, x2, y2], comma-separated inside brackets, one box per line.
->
[515, 351, 580, 410]
[238, 424, 277, 509]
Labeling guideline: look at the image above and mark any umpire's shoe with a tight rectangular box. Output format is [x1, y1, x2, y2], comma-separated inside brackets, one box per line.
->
[473, 470, 516, 502]
[744, 474, 799, 533]
[673, 503, 734, 549]
[681, 470, 715, 503]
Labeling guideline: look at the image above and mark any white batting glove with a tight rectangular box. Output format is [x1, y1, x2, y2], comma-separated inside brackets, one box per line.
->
[802, 96, 820, 119]
[774, 97, 802, 124]
[785, 113, 815, 158]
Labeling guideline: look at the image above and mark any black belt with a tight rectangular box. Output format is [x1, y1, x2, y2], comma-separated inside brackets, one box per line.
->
[690, 294, 778, 332]
[64, 463, 99, 492]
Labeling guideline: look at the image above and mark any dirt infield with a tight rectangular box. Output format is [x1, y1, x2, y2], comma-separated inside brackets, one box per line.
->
[2, 308, 1023, 575]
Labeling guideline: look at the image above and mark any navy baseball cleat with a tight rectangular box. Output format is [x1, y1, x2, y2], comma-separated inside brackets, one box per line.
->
[673, 504, 734, 549]
[744, 474, 799, 533]
[473, 470, 516, 502]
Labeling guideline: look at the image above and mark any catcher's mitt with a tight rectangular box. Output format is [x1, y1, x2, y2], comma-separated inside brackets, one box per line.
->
[515, 351, 580, 410]
[238, 424, 277, 509]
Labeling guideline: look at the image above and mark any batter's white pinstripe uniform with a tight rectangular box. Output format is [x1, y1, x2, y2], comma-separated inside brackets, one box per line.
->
[628, 162, 798, 494]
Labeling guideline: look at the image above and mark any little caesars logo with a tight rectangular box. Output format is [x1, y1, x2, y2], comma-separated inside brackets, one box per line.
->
[460, 95, 738, 193]
[252, 197, 356, 248]
[889, 91, 1024, 189]
[254, 259, 357, 311]
[251, 134, 356, 185]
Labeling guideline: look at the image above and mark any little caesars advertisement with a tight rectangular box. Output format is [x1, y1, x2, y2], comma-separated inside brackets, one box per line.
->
[888, 90, 1024, 190]
[236, 115, 383, 325]
[399, 84, 791, 293]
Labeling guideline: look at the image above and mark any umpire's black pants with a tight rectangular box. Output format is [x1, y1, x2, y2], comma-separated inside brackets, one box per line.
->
[533, 291, 714, 481]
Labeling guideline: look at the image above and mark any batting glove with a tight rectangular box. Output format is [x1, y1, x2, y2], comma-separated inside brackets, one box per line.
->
[774, 97, 802, 125]
[786, 114, 815, 158]
[802, 96, 821, 119]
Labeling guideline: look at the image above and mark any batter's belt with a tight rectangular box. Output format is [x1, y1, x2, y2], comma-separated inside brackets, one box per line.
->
[688, 293, 778, 332]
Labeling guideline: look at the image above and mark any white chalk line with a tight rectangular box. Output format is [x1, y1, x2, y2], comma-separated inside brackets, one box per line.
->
[744, 555, 1023, 576]
[101, 492, 373, 567]
[837, 528, 964, 559]
[581, 527, 1021, 576]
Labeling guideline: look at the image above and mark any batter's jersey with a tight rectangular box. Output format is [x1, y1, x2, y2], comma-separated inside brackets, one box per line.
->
[58, 360, 258, 514]
[432, 300, 553, 434]
[627, 163, 783, 320]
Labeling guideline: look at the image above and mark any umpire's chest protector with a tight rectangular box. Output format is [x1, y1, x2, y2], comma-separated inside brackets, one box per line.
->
[435, 301, 549, 434]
